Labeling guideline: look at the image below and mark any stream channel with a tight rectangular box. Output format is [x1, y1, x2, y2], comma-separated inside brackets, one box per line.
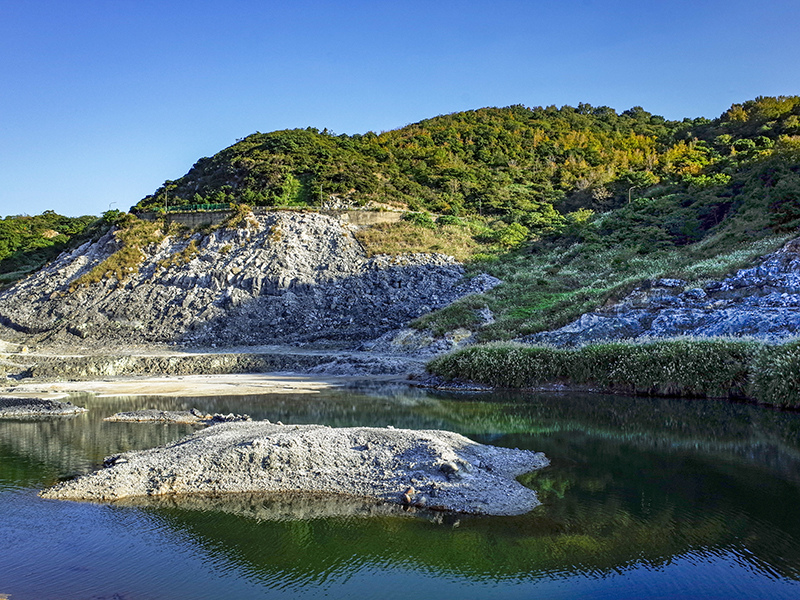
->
[1, 383, 800, 599]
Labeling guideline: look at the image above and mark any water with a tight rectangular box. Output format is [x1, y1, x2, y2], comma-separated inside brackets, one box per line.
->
[1, 385, 800, 599]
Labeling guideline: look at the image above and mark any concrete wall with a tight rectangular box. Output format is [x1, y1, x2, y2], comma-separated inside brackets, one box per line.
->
[320, 210, 403, 226]
[137, 211, 230, 227]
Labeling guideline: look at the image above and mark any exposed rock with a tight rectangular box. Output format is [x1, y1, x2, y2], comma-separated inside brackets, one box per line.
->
[0, 212, 500, 350]
[363, 327, 477, 358]
[0, 396, 87, 418]
[524, 238, 800, 346]
[17, 348, 426, 380]
[40, 422, 549, 516]
[104, 408, 251, 424]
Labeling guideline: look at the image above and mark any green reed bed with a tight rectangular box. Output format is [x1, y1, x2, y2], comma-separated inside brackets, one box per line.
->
[427, 338, 800, 407]
[749, 340, 800, 408]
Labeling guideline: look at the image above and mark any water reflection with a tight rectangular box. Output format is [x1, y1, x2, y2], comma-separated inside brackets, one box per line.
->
[1, 386, 800, 599]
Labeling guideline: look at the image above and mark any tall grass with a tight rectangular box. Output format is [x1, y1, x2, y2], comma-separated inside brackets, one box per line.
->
[69, 215, 166, 290]
[352, 219, 493, 261]
[748, 341, 800, 407]
[428, 338, 799, 408]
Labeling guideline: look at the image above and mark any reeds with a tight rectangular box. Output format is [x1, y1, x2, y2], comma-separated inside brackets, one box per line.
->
[428, 337, 800, 407]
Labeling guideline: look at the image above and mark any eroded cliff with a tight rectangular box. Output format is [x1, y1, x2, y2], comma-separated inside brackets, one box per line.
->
[0, 211, 498, 350]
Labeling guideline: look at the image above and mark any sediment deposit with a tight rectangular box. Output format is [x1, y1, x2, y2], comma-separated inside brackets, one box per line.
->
[41, 422, 549, 516]
[0, 396, 87, 418]
[104, 409, 251, 424]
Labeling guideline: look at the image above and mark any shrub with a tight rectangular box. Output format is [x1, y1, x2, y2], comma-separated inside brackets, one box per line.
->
[436, 215, 465, 227]
[749, 341, 800, 408]
[428, 342, 569, 388]
[402, 211, 436, 228]
[572, 339, 756, 398]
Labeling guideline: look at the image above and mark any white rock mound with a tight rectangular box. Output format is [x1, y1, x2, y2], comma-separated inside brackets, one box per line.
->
[40, 422, 549, 516]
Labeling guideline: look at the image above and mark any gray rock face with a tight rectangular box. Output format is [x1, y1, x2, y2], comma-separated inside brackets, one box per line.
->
[40, 422, 549, 516]
[524, 238, 800, 346]
[0, 212, 499, 349]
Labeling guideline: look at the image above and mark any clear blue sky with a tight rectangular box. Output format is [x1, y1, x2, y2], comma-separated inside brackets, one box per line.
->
[1, 0, 798, 217]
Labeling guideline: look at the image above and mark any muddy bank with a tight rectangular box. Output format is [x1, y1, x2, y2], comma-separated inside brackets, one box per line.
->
[0, 396, 87, 418]
[1, 372, 401, 401]
[41, 422, 549, 516]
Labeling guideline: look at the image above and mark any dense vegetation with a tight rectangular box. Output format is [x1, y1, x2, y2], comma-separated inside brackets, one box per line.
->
[427, 338, 800, 408]
[134, 97, 800, 351]
[132, 96, 800, 267]
[134, 96, 800, 239]
[0, 211, 99, 287]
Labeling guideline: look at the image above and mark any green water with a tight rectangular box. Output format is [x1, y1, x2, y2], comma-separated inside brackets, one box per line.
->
[1, 385, 799, 599]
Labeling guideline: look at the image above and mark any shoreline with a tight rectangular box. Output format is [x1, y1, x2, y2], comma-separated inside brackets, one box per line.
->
[0, 372, 410, 399]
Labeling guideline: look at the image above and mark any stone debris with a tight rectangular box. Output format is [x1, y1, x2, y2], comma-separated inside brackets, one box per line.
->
[40, 422, 549, 516]
[0, 396, 87, 418]
[104, 408, 251, 424]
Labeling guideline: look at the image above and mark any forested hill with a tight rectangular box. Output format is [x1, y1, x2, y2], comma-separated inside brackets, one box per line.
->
[134, 95, 800, 239]
[0, 211, 98, 287]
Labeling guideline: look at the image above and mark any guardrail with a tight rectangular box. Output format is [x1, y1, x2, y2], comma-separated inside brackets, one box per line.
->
[165, 203, 230, 213]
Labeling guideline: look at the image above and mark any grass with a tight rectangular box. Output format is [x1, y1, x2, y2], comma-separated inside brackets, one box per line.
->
[412, 227, 793, 342]
[748, 340, 800, 408]
[156, 239, 200, 270]
[427, 338, 800, 407]
[69, 215, 166, 290]
[353, 219, 493, 261]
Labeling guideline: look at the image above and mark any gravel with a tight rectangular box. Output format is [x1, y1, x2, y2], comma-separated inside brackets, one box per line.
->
[40, 421, 549, 516]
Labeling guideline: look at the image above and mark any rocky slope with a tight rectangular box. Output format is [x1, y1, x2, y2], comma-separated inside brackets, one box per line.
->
[525, 238, 800, 346]
[0, 211, 498, 350]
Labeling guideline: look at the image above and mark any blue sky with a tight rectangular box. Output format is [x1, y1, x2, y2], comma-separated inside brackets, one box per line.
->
[1, 0, 798, 217]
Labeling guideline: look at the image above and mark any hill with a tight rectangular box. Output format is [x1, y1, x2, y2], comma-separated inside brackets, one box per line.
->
[133, 96, 800, 239]
[0, 211, 497, 353]
[1, 96, 799, 402]
[0, 211, 98, 288]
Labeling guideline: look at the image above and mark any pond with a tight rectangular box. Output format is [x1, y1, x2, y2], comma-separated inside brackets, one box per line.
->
[1, 384, 799, 599]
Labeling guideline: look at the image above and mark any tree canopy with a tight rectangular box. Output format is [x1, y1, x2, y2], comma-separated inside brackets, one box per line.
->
[132, 96, 800, 247]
